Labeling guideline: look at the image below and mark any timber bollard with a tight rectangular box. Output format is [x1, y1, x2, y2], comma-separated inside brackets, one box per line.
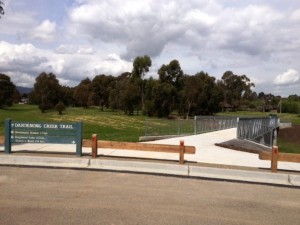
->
[92, 134, 98, 158]
[179, 140, 185, 164]
[271, 146, 279, 173]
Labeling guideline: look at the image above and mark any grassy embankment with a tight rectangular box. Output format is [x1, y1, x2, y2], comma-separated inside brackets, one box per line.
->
[0, 104, 145, 142]
[1, 105, 299, 153]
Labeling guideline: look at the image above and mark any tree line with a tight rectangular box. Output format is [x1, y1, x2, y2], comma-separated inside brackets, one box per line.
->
[1, 55, 300, 116]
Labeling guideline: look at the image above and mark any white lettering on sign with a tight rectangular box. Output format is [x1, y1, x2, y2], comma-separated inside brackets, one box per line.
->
[59, 124, 74, 129]
[43, 124, 58, 129]
[13, 123, 42, 129]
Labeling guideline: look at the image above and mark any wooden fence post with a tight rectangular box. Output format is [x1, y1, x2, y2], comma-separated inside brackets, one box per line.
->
[92, 134, 98, 158]
[179, 140, 185, 164]
[271, 146, 279, 173]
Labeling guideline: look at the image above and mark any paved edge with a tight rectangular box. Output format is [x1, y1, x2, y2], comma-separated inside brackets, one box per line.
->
[0, 155, 299, 187]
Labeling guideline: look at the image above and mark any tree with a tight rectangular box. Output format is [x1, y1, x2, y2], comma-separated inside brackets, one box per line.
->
[73, 78, 92, 108]
[109, 72, 130, 111]
[0, 74, 16, 108]
[156, 59, 184, 116]
[180, 72, 221, 117]
[131, 55, 152, 112]
[32, 72, 62, 113]
[0, 1, 4, 18]
[158, 59, 183, 88]
[145, 80, 176, 117]
[13, 89, 21, 104]
[61, 86, 75, 107]
[119, 78, 140, 115]
[221, 71, 254, 111]
[92, 74, 115, 111]
[132, 55, 152, 80]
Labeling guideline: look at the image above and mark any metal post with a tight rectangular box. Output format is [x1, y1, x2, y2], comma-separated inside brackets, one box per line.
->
[5, 119, 11, 154]
[194, 116, 197, 135]
[76, 121, 82, 157]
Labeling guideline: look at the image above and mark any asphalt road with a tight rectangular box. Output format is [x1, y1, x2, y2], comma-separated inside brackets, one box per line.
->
[0, 166, 299, 225]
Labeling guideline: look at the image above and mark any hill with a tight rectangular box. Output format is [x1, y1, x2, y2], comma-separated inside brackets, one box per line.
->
[17, 86, 33, 94]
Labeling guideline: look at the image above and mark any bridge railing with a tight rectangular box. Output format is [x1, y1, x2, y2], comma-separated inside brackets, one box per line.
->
[143, 116, 238, 138]
[194, 116, 238, 134]
[237, 116, 279, 148]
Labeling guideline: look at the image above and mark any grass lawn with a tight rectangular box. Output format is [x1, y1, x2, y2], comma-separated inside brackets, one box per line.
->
[277, 138, 300, 154]
[1, 105, 299, 154]
[0, 104, 145, 142]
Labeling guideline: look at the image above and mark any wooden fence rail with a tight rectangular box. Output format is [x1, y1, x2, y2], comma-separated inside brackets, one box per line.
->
[83, 134, 196, 164]
[259, 146, 300, 172]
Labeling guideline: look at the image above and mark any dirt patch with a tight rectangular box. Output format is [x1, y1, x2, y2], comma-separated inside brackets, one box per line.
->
[278, 125, 300, 145]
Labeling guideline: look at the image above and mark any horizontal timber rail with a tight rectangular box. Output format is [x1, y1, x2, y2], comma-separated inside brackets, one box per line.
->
[83, 134, 196, 164]
[259, 146, 300, 172]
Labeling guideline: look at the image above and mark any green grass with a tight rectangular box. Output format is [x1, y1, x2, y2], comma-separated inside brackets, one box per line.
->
[0, 104, 145, 141]
[277, 138, 300, 154]
[1, 106, 300, 154]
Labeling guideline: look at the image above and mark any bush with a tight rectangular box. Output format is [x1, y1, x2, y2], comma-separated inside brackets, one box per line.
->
[281, 101, 299, 114]
[55, 101, 66, 115]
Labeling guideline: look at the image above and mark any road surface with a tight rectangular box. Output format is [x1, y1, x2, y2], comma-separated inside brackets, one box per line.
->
[0, 166, 299, 225]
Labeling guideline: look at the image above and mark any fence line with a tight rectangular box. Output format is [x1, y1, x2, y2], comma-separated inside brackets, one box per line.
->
[194, 116, 238, 134]
[144, 118, 195, 137]
[144, 115, 280, 149]
[144, 116, 238, 137]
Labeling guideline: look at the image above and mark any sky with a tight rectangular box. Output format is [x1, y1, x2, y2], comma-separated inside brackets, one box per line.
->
[0, 0, 300, 97]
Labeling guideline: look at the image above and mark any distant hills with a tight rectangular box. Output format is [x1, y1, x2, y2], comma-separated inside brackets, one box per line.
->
[16, 86, 33, 94]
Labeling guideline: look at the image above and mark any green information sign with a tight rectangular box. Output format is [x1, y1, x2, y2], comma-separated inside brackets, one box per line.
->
[5, 119, 82, 156]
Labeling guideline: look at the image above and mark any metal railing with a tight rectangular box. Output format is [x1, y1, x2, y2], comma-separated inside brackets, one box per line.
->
[144, 115, 280, 148]
[144, 116, 238, 137]
[237, 116, 279, 148]
[194, 116, 238, 134]
[144, 118, 194, 137]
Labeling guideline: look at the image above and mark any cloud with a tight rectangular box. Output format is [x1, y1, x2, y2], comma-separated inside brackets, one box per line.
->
[290, 8, 300, 21]
[0, 41, 48, 74]
[274, 69, 299, 85]
[66, 0, 289, 63]
[55, 45, 94, 55]
[30, 20, 57, 42]
[67, 0, 220, 60]
[1, 0, 300, 97]
[0, 41, 132, 87]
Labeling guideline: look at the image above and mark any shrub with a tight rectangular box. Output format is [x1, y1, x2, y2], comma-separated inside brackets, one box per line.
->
[55, 101, 66, 115]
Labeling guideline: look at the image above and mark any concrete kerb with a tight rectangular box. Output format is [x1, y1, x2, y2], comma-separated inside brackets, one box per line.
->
[0, 154, 299, 187]
[189, 166, 291, 186]
[289, 175, 300, 186]
[89, 159, 189, 176]
[0, 155, 90, 168]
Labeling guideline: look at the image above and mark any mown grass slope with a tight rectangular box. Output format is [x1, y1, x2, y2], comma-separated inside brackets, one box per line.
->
[0, 104, 145, 141]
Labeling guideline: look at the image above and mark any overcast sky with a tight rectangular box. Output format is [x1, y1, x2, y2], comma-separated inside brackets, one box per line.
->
[0, 0, 299, 96]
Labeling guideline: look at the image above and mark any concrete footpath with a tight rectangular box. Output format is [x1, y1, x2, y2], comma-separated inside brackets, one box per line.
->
[0, 128, 300, 187]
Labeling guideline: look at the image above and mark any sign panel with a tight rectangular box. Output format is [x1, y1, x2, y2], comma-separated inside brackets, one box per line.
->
[5, 120, 82, 156]
[10, 122, 78, 144]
